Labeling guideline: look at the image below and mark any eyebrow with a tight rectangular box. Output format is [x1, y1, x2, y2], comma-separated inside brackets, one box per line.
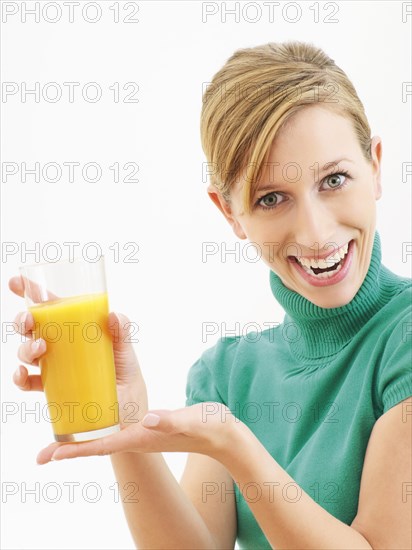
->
[256, 157, 355, 193]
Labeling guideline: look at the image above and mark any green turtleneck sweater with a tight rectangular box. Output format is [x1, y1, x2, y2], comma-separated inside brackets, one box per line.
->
[185, 230, 412, 549]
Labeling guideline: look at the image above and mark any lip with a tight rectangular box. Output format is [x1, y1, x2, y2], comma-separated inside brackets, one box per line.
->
[289, 239, 355, 287]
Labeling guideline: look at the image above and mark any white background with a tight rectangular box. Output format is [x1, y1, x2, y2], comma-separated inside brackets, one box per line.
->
[1, 1, 411, 549]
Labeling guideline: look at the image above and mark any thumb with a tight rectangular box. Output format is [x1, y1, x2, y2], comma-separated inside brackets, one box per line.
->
[108, 311, 135, 352]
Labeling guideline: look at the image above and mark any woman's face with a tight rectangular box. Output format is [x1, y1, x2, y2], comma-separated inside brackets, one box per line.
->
[208, 104, 382, 308]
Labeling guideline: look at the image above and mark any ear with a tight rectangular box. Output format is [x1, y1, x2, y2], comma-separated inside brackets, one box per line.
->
[370, 136, 382, 200]
[207, 184, 248, 240]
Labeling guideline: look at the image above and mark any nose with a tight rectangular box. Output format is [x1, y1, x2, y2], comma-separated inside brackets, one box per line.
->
[292, 194, 336, 255]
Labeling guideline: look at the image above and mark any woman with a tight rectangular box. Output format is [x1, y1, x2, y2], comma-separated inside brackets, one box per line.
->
[9, 41, 412, 549]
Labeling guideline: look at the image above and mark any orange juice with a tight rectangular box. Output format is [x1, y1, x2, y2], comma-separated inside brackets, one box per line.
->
[29, 292, 119, 439]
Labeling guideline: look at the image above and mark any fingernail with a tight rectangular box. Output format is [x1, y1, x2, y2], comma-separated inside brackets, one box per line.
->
[142, 413, 160, 428]
[31, 339, 42, 353]
[14, 365, 23, 378]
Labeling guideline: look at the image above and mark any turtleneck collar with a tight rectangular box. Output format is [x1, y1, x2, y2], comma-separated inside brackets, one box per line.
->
[269, 230, 406, 361]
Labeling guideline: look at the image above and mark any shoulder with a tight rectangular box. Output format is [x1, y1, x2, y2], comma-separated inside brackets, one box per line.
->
[199, 323, 285, 365]
[371, 267, 411, 350]
[185, 335, 243, 407]
[185, 327, 284, 403]
[199, 334, 243, 369]
[376, 287, 412, 415]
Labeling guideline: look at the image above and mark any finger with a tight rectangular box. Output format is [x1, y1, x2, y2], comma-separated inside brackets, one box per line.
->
[9, 274, 59, 302]
[17, 338, 46, 366]
[47, 424, 146, 462]
[9, 275, 24, 298]
[17, 339, 45, 367]
[108, 311, 134, 352]
[13, 365, 43, 392]
[13, 310, 35, 337]
[36, 442, 63, 465]
[141, 409, 185, 435]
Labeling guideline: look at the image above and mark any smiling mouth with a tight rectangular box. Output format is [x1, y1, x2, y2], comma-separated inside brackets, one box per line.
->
[289, 240, 352, 278]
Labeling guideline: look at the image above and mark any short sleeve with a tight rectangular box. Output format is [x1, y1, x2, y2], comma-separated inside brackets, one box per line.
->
[185, 336, 239, 408]
[185, 354, 224, 407]
[378, 307, 412, 414]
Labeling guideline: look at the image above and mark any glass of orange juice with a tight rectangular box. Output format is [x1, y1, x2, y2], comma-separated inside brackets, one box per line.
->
[19, 257, 120, 442]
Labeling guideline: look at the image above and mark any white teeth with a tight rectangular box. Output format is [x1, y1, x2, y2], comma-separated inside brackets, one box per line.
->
[297, 241, 349, 269]
[299, 257, 312, 268]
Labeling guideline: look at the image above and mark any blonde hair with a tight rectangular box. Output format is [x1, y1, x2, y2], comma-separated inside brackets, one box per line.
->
[201, 41, 372, 214]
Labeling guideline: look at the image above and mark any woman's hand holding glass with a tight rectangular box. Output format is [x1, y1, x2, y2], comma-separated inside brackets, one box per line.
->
[9, 275, 149, 459]
[9, 275, 240, 466]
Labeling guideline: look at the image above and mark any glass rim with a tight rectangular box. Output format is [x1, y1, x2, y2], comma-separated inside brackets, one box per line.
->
[18, 255, 106, 271]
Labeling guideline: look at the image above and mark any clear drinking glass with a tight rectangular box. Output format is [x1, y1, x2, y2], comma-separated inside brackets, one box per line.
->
[18, 256, 120, 442]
